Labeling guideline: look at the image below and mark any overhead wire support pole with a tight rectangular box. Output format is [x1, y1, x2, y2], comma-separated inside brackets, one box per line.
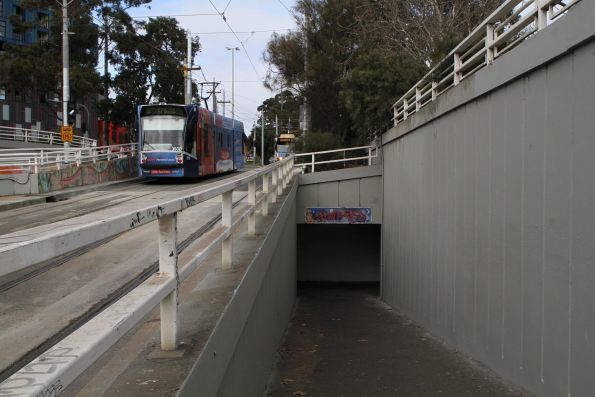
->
[60, 0, 74, 148]
[261, 108, 264, 166]
[226, 46, 239, 128]
[185, 35, 192, 104]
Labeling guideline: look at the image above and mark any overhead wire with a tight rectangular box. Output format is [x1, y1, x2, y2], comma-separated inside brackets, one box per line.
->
[276, 0, 294, 15]
[132, 12, 218, 19]
[207, 0, 262, 80]
[190, 28, 294, 35]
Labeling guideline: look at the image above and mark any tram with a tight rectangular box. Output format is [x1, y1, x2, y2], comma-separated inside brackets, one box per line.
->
[137, 103, 245, 178]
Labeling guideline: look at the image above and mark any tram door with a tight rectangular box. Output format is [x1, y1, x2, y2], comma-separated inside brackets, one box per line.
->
[199, 109, 215, 175]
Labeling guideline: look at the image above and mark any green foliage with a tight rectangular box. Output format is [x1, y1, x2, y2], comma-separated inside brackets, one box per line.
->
[294, 131, 338, 153]
[248, 91, 301, 164]
[339, 50, 425, 143]
[0, 0, 198, 131]
[0, 1, 101, 106]
[263, 0, 500, 148]
[109, 16, 200, 125]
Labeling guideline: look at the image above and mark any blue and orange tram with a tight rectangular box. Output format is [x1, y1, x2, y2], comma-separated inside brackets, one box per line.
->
[137, 103, 245, 178]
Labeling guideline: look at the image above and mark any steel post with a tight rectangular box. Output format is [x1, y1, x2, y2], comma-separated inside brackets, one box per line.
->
[221, 191, 233, 267]
[262, 173, 269, 216]
[271, 169, 278, 203]
[158, 213, 178, 350]
[248, 180, 256, 235]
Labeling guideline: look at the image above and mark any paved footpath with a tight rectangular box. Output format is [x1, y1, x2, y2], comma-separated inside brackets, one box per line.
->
[266, 284, 529, 397]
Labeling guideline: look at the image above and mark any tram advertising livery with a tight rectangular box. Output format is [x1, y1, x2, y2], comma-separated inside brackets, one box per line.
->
[137, 104, 245, 178]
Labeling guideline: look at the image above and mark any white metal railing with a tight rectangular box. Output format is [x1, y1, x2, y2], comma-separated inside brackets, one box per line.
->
[0, 143, 136, 174]
[392, 0, 582, 126]
[0, 157, 296, 396]
[0, 125, 97, 148]
[294, 145, 378, 173]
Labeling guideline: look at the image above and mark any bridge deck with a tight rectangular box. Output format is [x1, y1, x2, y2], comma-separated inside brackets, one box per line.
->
[266, 284, 527, 397]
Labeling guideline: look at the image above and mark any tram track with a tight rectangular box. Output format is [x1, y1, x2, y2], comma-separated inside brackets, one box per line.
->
[0, 171, 247, 235]
[0, 192, 247, 382]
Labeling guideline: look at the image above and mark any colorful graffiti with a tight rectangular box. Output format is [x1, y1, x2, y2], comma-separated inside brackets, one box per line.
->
[305, 207, 372, 224]
[37, 157, 138, 193]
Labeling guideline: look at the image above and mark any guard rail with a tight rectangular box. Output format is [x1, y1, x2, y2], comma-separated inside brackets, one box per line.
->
[392, 0, 582, 125]
[0, 143, 136, 174]
[294, 145, 378, 173]
[0, 125, 96, 148]
[0, 157, 296, 397]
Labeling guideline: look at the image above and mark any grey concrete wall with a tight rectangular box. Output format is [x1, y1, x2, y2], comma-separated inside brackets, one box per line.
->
[178, 181, 297, 397]
[381, 2, 595, 397]
[297, 165, 382, 224]
[0, 173, 38, 195]
[0, 141, 60, 149]
[298, 224, 380, 282]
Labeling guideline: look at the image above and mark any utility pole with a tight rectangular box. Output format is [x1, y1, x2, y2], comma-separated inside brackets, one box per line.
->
[185, 36, 192, 104]
[218, 90, 230, 117]
[102, 7, 108, 147]
[261, 108, 264, 166]
[226, 47, 240, 125]
[62, 0, 72, 148]
[212, 77, 217, 113]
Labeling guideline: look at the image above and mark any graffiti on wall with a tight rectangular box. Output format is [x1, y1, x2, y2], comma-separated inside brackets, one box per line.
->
[305, 207, 372, 224]
[37, 157, 137, 193]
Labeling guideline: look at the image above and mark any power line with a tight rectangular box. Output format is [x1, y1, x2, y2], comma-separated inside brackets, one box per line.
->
[276, 0, 293, 15]
[190, 28, 294, 35]
[222, 0, 232, 14]
[207, 0, 262, 80]
[132, 12, 218, 19]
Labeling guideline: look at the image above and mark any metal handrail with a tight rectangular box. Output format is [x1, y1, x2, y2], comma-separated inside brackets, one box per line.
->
[0, 156, 296, 397]
[0, 143, 137, 173]
[0, 125, 97, 148]
[392, 0, 582, 126]
[294, 145, 378, 172]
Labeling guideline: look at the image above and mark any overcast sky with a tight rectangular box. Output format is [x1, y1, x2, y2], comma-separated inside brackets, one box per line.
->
[128, 0, 298, 131]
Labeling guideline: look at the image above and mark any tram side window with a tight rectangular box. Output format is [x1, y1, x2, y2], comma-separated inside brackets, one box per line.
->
[185, 118, 197, 156]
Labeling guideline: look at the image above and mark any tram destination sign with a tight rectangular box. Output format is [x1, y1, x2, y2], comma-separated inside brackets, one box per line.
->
[141, 105, 186, 117]
[305, 207, 372, 224]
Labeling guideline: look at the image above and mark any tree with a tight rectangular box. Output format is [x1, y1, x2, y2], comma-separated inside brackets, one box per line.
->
[358, 0, 502, 67]
[109, 17, 200, 127]
[263, 0, 502, 149]
[0, 0, 101, 115]
[248, 91, 300, 164]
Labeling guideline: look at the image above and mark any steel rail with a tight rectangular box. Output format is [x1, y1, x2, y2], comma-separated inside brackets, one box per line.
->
[0, 126, 96, 148]
[0, 157, 295, 397]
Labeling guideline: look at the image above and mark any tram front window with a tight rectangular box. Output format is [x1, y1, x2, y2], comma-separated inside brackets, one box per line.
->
[141, 116, 185, 151]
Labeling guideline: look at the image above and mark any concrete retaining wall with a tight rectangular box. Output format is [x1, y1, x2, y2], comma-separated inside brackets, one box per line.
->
[297, 166, 382, 224]
[37, 157, 138, 194]
[0, 157, 138, 196]
[178, 181, 297, 397]
[381, 2, 595, 397]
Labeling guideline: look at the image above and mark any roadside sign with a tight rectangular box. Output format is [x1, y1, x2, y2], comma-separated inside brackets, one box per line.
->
[61, 125, 73, 142]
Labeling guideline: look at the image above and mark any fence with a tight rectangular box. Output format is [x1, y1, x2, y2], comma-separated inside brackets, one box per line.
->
[0, 125, 96, 148]
[0, 156, 295, 396]
[392, 0, 582, 125]
[0, 143, 136, 174]
[294, 145, 378, 173]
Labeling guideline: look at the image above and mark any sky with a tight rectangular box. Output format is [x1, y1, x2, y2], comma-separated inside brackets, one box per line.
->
[128, 0, 299, 132]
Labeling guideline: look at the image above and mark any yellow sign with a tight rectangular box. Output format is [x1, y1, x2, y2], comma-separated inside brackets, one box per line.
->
[61, 125, 73, 143]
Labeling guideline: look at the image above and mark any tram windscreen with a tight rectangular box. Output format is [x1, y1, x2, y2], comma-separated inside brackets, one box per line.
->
[141, 116, 185, 151]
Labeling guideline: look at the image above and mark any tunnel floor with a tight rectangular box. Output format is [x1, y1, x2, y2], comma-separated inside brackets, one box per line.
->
[265, 284, 527, 397]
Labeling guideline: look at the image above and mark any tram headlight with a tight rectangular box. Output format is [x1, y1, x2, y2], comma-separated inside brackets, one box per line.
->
[176, 153, 183, 164]
[141, 153, 147, 164]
